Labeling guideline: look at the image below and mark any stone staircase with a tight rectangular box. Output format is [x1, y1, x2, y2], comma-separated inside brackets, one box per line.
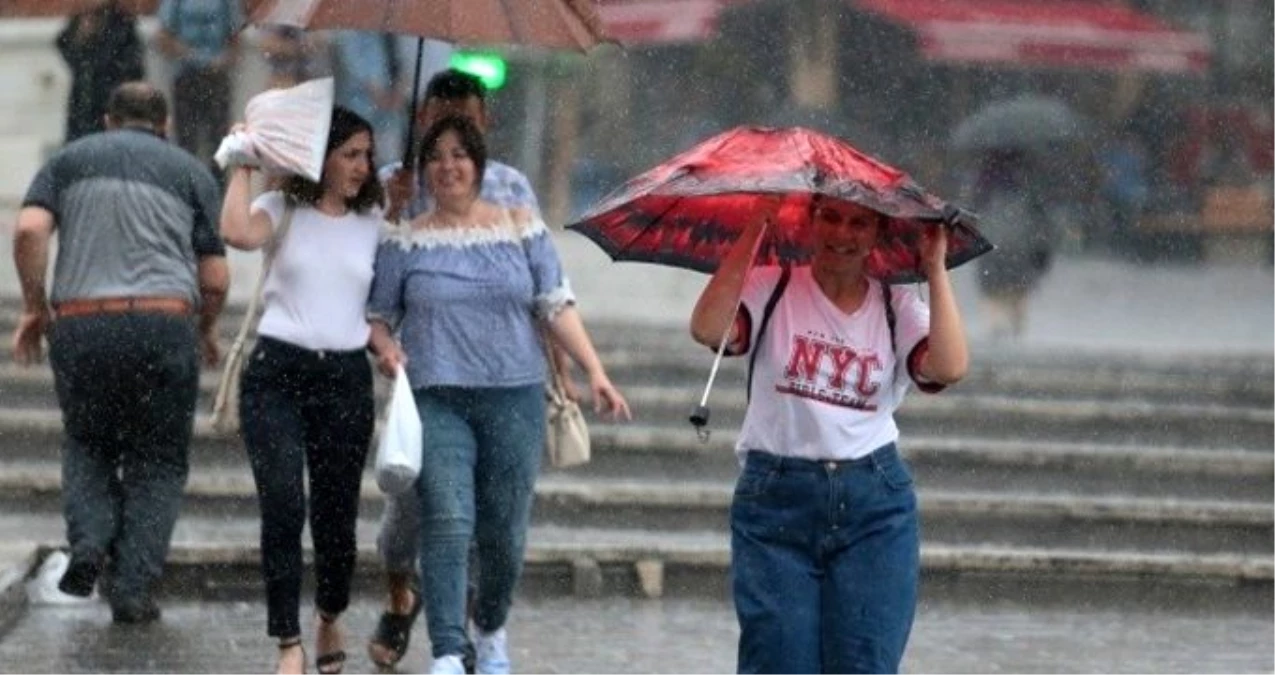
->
[0, 300, 1271, 599]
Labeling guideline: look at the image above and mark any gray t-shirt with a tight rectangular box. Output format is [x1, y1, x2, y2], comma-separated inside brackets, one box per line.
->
[22, 127, 226, 305]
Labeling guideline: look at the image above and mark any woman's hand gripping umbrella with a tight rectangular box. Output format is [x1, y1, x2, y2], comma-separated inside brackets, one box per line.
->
[566, 125, 993, 439]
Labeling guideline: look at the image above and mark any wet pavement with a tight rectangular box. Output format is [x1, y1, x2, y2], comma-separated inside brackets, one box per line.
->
[1, 590, 1270, 674]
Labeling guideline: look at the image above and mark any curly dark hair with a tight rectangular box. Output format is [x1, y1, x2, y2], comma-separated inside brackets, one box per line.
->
[415, 114, 488, 190]
[280, 106, 384, 212]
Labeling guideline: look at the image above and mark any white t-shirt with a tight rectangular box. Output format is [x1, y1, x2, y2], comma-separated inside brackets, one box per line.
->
[730, 266, 942, 463]
[252, 191, 383, 352]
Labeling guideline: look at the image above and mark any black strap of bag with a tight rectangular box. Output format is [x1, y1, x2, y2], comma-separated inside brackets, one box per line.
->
[746, 266, 791, 403]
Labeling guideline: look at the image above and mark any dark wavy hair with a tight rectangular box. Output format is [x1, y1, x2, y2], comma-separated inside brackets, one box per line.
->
[281, 106, 384, 212]
[415, 114, 488, 191]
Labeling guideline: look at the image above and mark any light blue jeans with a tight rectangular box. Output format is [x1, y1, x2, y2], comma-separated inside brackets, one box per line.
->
[731, 444, 920, 674]
[414, 385, 545, 658]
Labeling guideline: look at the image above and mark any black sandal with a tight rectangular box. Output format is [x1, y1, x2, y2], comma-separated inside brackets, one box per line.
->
[368, 588, 423, 668]
[316, 613, 346, 675]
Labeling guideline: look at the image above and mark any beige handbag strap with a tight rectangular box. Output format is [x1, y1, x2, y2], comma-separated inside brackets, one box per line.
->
[229, 202, 296, 353]
[539, 326, 569, 401]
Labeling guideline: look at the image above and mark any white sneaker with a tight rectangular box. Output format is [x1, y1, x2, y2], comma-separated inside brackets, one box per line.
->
[25, 551, 97, 605]
[429, 654, 466, 675]
[474, 626, 511, 675]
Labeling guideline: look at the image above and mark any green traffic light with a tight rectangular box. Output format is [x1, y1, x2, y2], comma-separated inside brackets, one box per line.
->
[449, 52, 508, 91]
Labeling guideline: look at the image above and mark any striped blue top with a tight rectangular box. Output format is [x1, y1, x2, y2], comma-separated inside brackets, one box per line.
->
[368, 211, 574, 389]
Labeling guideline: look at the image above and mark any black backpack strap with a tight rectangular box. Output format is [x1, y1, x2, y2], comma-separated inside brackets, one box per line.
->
[881, 280, 897, 358]
[746, 267, 791, 403]
[881, 280, 902, 384]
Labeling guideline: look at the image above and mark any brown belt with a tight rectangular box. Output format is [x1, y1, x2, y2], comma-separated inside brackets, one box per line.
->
[53, 296, 193, 319]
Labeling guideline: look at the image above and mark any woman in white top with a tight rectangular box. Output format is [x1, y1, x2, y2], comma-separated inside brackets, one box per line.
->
[220, 106, 384, 675]
[690, 195, 969, 674]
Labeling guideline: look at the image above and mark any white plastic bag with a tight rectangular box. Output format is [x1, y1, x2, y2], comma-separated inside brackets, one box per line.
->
[215, 77, 334, 182]
[374, 365, 423, 495]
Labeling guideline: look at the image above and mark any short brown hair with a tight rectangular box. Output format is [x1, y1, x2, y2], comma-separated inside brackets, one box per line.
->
[106, 82, 167, 128]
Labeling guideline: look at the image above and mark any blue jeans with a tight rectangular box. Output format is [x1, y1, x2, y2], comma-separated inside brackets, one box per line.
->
[415, 385, 545, 658]
[731, 445, 919, 674]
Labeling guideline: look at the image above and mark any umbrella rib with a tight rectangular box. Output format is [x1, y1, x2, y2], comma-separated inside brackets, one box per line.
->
[496, 0, 526, 43]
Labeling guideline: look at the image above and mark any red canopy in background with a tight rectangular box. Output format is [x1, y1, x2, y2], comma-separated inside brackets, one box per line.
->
[855, 0, 1211, 74]
[0, 0, 160, 17]
[595, 0, 738, 46]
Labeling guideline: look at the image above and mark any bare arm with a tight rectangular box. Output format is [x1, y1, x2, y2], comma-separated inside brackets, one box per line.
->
[547, 306, 631, 420]
[916, 225, 969, 384]
[154, 27, 190, 60]
[368, 319, 407, 378]
[689, 197, 781, 348]
[196, 255, 229, 366]
[11, 207, 55, 365]
[219, 167, 274, 250]
[13, 207, 53, 314]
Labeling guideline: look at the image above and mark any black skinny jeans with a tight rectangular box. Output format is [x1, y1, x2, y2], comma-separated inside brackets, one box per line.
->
[239, 337, 375, 639]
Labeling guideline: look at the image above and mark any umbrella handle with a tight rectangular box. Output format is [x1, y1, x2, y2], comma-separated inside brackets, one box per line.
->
[688, 332, 732, 443]
[689, 217, 771, 443]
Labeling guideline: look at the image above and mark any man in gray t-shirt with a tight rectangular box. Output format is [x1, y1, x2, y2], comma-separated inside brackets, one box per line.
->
[11, 82, 229, 624]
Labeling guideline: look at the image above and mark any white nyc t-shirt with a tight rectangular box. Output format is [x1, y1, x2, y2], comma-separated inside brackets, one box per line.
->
[730, 266, 941, 462]
[252, 191, 383, 352]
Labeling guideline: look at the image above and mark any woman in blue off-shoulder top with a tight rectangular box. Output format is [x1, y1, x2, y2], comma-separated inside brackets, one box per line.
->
[366, 115, 631, 675]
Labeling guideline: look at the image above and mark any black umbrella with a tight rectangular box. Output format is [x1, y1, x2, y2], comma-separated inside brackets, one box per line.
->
[951, 95, 1094, 152]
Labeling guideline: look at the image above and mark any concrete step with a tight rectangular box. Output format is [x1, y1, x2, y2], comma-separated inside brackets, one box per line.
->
[3, 350, 1270, 411]
[4, 512, 1270, 602]
[1, 465, 1268, 557]
[607, 385, 1275, 449]
[0, 306, 1270, 408]
[0, 407, 1269, 500]
[9, 372, 1275, 451]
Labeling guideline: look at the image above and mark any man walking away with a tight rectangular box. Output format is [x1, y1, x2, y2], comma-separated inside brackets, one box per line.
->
[11, 82, 229, 624]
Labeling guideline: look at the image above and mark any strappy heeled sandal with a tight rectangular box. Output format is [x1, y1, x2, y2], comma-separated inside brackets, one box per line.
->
[368, 587, 423, 668]
[315, 612, 347, 675]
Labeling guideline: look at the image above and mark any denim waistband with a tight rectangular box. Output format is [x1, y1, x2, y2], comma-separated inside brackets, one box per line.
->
[744, 443, 898, 472]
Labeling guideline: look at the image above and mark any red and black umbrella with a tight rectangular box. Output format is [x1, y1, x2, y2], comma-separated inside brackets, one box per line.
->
[567, 126, 993, 284]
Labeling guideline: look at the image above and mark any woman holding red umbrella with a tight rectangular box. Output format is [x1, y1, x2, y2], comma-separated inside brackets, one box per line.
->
[690, 195, 969, 674]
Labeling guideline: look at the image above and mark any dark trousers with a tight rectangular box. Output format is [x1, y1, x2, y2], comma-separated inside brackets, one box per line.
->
[172, 65, 231, 165]
[47, 313, 199, 603]
[240, 337, 375, 639]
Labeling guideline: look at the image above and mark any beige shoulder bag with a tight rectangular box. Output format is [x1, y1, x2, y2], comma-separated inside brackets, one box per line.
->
[210, 202, 295, 436]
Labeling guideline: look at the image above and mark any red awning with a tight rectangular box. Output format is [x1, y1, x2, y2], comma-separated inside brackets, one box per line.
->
[597, 0, 730, 45]
[855, 0, 1211, 74]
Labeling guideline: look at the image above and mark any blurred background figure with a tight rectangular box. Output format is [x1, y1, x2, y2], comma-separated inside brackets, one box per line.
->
[155, 0, 244, 166]
[1097, 125, 1150, 259]
[256, 25, 325, 90]
[56, 0, 144, 144]
[331, 30, 406, 166]
[969, 149, 1057, 341]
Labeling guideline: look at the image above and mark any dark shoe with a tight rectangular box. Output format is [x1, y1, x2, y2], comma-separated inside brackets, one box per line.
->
[316, 611, 346, 675]
[111, 596, 161, 624]
[57, 551, 103, 598]
[367, 588, 422, 669]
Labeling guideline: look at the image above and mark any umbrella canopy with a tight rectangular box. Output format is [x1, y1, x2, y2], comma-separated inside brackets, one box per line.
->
[950, 95, 1094, 152]
[249, 0, 611, 52]
[567, 126, 992, 285]
[0, 0, 159, 17]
